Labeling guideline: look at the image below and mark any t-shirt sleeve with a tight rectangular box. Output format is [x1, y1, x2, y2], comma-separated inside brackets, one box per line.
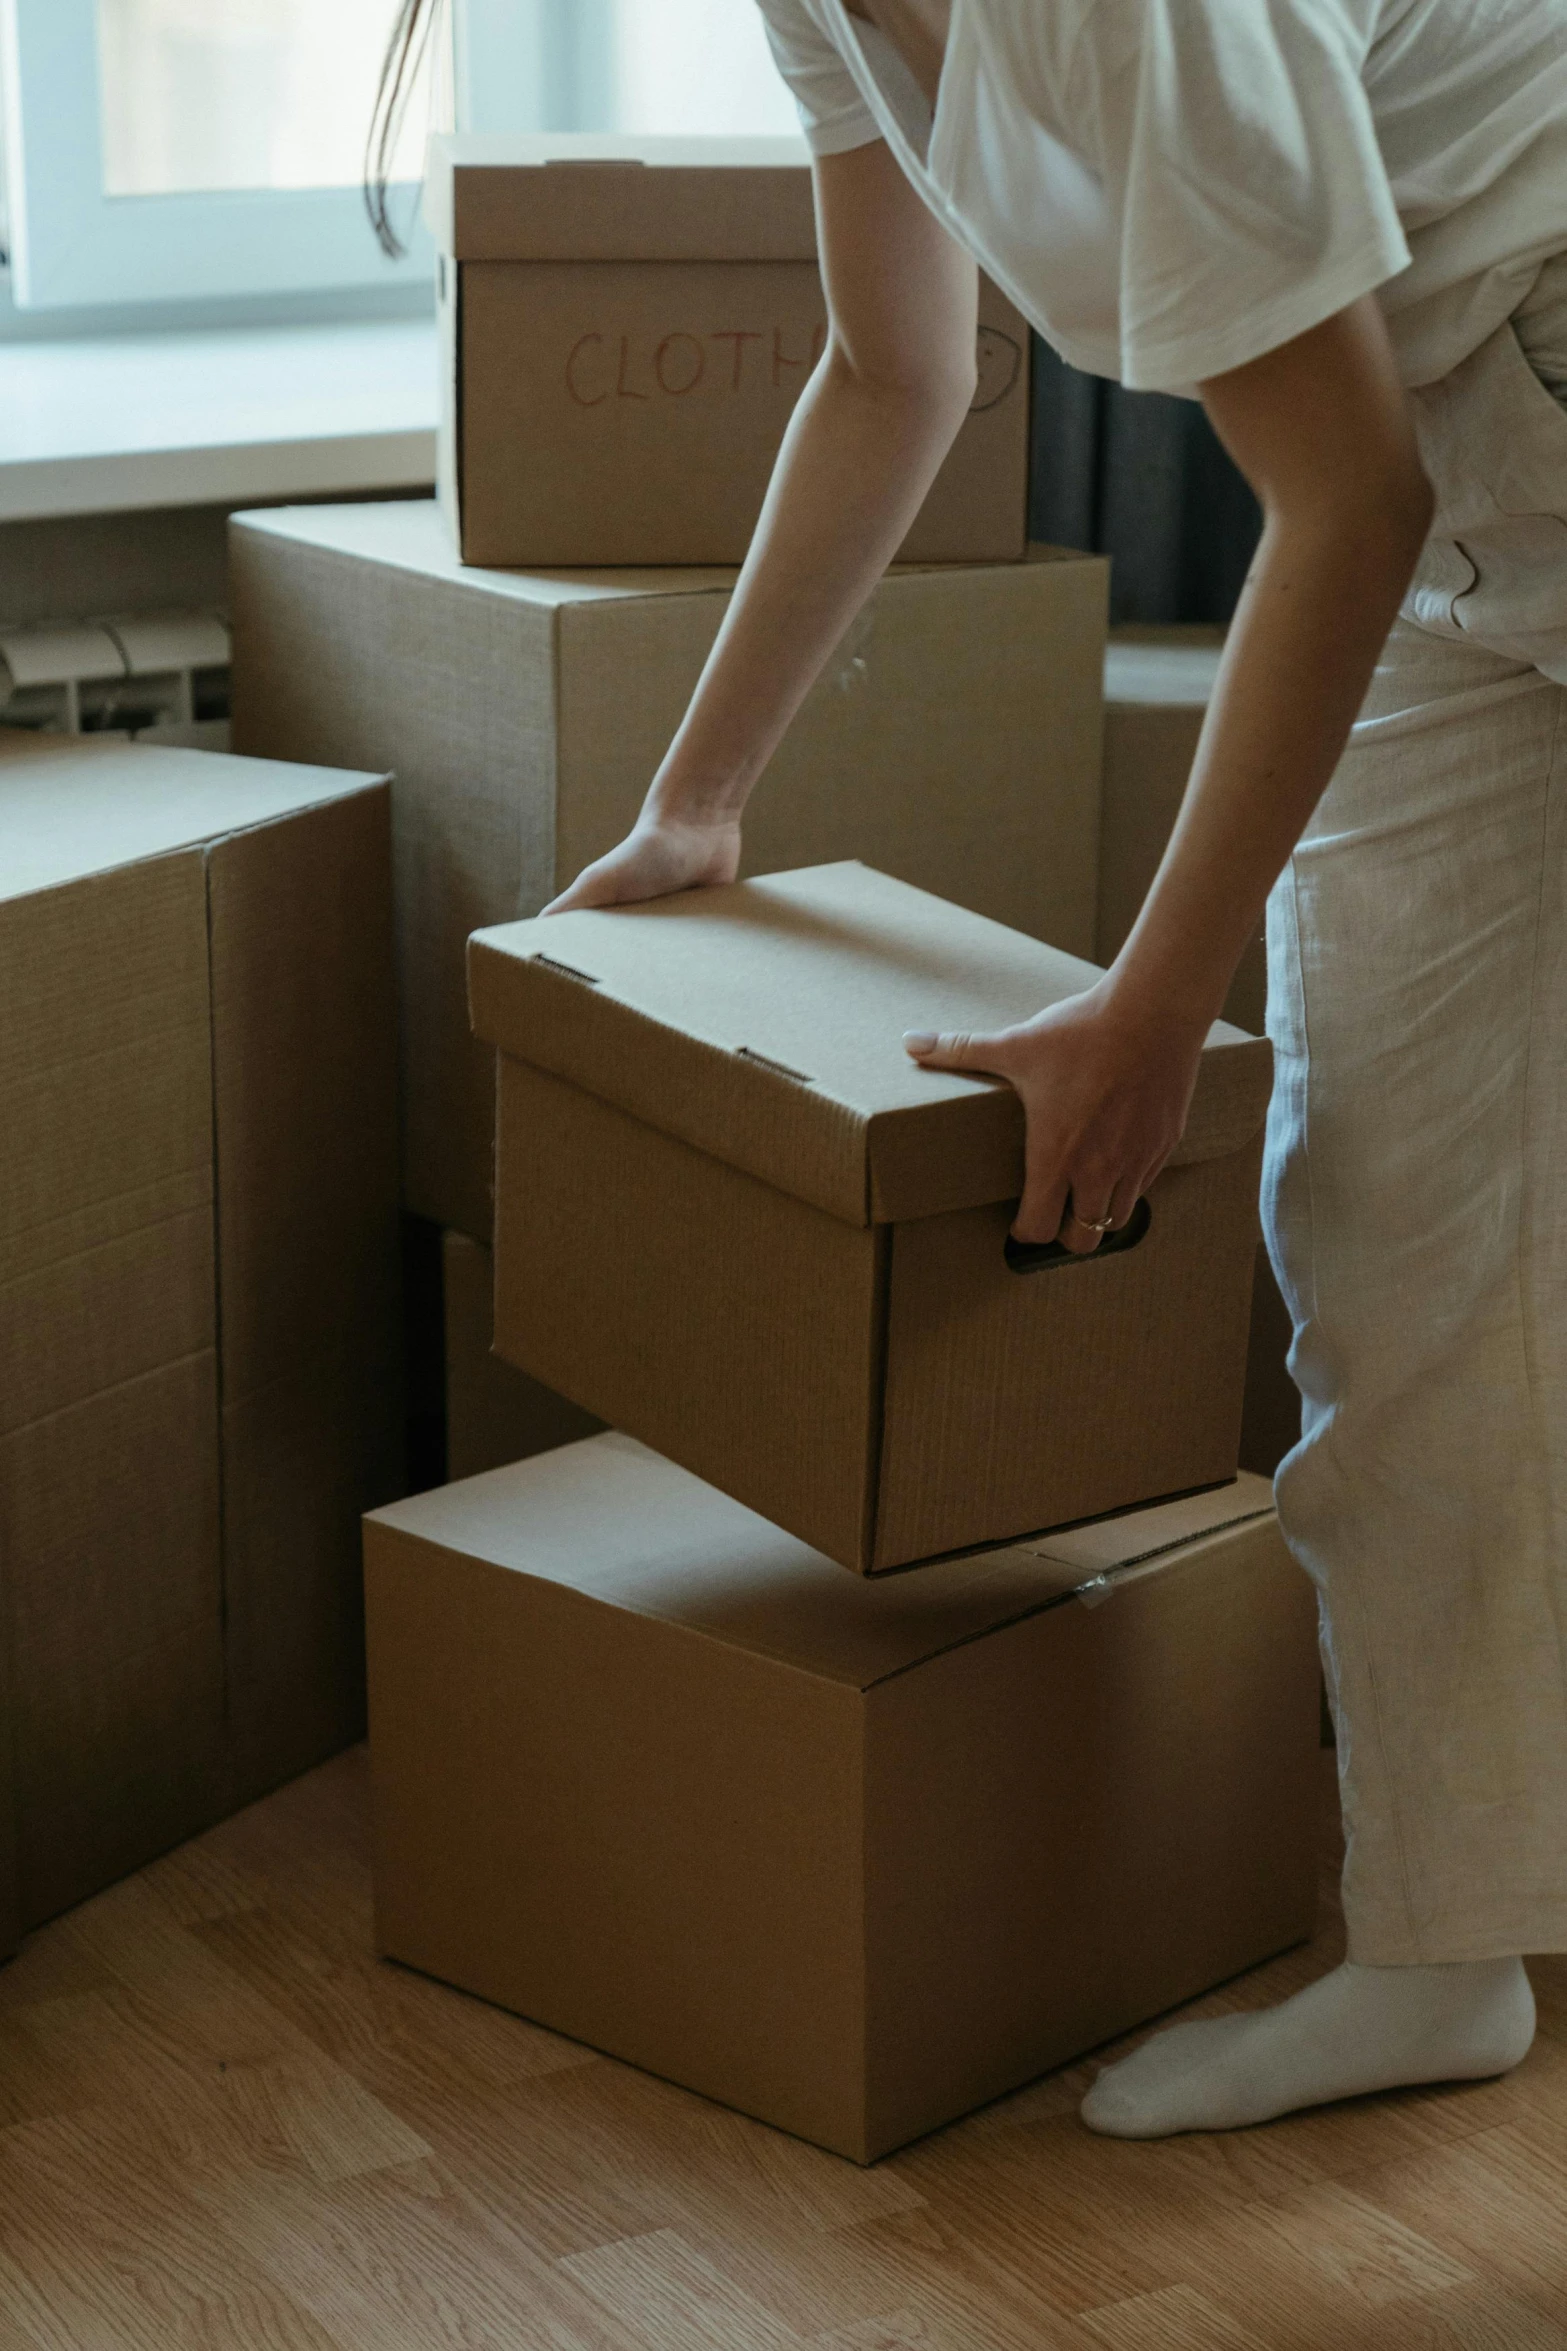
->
[1071, 0, 1412, 390]
[752, 0, 883, 156]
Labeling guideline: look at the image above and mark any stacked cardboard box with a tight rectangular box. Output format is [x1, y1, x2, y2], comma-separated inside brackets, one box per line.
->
[1095, 628, 1298, 1477]
[470, 862, 1274, 1568]
[426, 134, 1031, 569]
[258, 140, 1309, 2152]
[231, 505, 1105, 1245]
[231, 137, 1090, 1477]
[367, 1440, 1319, 2162]
[366, 862, 1318, 2157]
[0, 729, 402, 1930]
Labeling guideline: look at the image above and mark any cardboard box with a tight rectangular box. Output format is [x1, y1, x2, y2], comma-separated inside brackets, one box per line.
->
[365, 1433, 1321, 2163]
[425, 133, 1030, 569]
[470, 862, 1273, 1573]
[1092, 632, 1297, 1475]
[230, 501, 1108, 1243]
[443, 1229, 602, 1483]
[0, 729, 403, 1928]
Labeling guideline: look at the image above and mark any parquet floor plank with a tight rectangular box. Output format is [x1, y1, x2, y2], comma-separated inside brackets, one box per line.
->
[2, 1744, 1563, 2351]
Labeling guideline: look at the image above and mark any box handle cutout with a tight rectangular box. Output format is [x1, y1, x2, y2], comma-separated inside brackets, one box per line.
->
[1004, 1196, 1151, 1274]
[532, 954, 600, 987]
[736, 1046, 814, 1086]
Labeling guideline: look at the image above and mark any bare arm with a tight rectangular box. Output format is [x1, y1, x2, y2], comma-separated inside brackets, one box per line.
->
[545, 139, 979, 910]
[911, 298, 1434, 1247]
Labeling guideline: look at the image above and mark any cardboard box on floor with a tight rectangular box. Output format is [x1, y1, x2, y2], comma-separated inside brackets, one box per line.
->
[1094, 630, 1299, 1476]
[426, 134, 1030, 569]
[230, 501, 1108, 1243]
[366, 1433, 1321, 2164]
[0, 730, 403, 1930]
[470, 863, 1273, 1573]
[443, 1229, 602, 1483]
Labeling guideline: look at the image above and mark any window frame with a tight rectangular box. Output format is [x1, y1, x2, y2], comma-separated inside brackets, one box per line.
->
[0, 0, 448, 312]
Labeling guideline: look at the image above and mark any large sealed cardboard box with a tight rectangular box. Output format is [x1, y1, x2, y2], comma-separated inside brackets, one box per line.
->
[1093, 632, 1298, 1475]
[426, 133, 1030, 569]
[366, 1434, 1320, 2163]
[230, 501, 1108, 1243]
[0, 729, 403, 1929]
[470, 862, 1274, 1573]
[443, 1229, 601, 1483]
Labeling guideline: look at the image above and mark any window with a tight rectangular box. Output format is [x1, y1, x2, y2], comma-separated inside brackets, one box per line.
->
[0, 0, 802, 315]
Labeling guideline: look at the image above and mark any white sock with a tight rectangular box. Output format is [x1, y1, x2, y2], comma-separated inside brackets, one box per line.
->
[1080, 1956, 1536, 2138]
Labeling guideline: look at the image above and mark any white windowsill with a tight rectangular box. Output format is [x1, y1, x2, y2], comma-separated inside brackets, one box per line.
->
[0, 317, 438, 525]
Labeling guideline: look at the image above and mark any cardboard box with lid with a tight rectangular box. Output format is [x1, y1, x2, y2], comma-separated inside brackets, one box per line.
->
[365, 1433, 1320, 2164]
[0, 729, 403, 1930]
[1094, 628, 1299, 1479]
[230, 501, 1107, 1244]
[469, 862, 1274, 1574]
[425, 133, 1031, 569]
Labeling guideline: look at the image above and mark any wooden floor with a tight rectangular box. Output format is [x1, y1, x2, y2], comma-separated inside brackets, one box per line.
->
[2, 1751, 1565, 2351]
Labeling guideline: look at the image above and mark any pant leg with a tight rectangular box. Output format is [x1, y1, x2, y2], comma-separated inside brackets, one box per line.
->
[1266, 616, 1567, 1964]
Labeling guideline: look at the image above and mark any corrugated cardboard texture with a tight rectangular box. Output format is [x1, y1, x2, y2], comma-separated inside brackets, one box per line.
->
[230, 502, 1108, 1241]
[483, 865, 1271, 1571]
[426, 136, 1026, 567]
[860, 1510, 1319, 2154]
[471, 862, 1273, 1229]
[0, 732, 403, 1925]
[450, 257, 1028, 568]
[872, 1147, 1262, 1564]
[443, 1230, 602, 1484]
[210, 789, 405, 1798]
[496, 1057, 1262, 1571]
[496, 1061, 884, 1569]
[365, 1434, 1321, 2161]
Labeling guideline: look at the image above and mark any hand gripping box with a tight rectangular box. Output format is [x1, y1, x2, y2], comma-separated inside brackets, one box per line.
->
[426, 133, 1030, 569]
[365, 1435, 1321, 2164]
[468, 862, 1274, 1574]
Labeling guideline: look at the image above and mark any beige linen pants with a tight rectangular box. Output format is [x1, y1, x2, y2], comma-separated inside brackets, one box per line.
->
[1266, 283, 1567, 1964]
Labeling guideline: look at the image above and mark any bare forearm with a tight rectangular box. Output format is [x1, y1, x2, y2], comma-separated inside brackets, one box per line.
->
[1109, 490, 1430, 1031]
[646, 350, 970, 824]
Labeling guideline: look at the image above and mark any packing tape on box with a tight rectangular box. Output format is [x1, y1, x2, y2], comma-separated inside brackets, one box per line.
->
[1071, 1503, 1276, 1610]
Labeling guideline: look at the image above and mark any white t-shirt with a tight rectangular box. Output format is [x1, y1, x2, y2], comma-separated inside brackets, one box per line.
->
[755, 0, 1567, 393]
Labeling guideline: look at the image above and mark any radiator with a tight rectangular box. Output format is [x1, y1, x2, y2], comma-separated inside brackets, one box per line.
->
[0, 610, 232, 748]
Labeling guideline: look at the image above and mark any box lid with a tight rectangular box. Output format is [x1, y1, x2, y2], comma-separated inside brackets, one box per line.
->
[425, 133, 817, 263]
[0, 728, 386, 902]
[468, 861, 1273, 1227]
[367, 1433, 1278, 1692]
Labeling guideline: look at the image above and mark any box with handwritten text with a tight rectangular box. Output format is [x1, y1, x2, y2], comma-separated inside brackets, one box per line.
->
[425, 134, 1030, 568]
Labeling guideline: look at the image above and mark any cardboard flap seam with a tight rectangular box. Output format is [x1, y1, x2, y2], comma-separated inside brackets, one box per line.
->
[0, 1342, 214, 1444]
[533, 954, 600, 987]
[470, 934, 873, 1223]
[1068, 1507, 1277, 1607]
[1, 1192, 213, 1288]
[735, 1046, 814, 1087]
